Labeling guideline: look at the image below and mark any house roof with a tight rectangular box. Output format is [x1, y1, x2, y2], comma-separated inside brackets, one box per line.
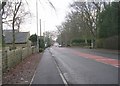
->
[4, 31, 30, 44]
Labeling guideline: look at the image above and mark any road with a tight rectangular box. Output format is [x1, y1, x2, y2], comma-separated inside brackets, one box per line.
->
[50, 46, 119, 84]
[31, 46, 119, 85]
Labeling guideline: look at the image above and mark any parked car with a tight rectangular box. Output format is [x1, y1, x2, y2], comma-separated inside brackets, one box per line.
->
[58, 45, 62, 47]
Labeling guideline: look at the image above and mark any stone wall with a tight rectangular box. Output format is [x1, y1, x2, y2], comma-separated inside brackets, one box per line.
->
[2, 46, 37, 72]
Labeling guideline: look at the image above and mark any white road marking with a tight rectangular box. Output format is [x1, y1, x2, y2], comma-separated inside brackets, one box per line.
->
[51, 54, 68, 86]
[29, 54, 39, 86]
[29, 68, 37, 86]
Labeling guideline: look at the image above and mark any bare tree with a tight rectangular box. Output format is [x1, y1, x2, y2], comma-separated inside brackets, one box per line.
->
[2, 0, 31, 49]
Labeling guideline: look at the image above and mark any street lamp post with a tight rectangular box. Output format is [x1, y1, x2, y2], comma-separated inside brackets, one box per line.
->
[40, 19, 41, 36]
[43, 21, 46, 47]
[36, 0, 39, 52]
[39, 19, 41, 49]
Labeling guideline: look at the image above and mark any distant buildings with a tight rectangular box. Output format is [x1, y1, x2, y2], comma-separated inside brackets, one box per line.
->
[3, 30, 31, 50]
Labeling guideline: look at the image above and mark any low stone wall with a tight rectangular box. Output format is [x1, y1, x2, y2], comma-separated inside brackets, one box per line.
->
[2, 46, 37, 72]
[22, 47, 29, 60]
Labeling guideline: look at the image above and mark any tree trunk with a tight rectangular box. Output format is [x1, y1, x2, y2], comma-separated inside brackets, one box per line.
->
[12, 16, 16, 49]
[0, 4, 2, 48]
[11, 1, 22, 50]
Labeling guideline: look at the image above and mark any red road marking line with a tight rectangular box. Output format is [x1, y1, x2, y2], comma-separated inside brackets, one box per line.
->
[74, 51, 119, 68]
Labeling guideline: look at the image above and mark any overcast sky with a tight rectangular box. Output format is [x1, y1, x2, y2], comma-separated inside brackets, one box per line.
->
[4, 0, 116, 35]
[20, 0, 73, 35]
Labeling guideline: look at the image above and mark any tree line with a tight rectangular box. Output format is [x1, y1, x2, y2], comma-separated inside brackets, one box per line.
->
[56, 1, 119, 48]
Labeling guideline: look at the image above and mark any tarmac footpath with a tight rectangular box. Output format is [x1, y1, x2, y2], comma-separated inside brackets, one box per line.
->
[30, 48, 64, 85]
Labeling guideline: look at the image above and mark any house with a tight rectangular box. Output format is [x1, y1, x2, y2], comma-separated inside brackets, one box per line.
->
[3, 30, 31, 49]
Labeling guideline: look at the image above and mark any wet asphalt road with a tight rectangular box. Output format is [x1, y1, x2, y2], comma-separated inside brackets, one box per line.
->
[31, 46, 119, 85]
[50, 46, 119, 84]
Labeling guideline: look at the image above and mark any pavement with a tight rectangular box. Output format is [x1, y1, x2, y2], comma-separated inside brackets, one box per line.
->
[31, 48, 64, 85]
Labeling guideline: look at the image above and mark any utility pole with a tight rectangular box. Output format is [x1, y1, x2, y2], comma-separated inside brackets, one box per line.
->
[43, 21, 45, 46]
[36, 0, 39, 52]
[40, 19, 41, 36]
[39, 19, 41, 48]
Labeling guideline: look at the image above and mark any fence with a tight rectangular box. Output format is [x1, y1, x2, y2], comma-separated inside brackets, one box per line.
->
[2, 46, 37, 72]
[96, 36, 119, 50]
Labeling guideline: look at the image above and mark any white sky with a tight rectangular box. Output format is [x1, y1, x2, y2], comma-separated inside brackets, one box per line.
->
[21, 0, 74, 35]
